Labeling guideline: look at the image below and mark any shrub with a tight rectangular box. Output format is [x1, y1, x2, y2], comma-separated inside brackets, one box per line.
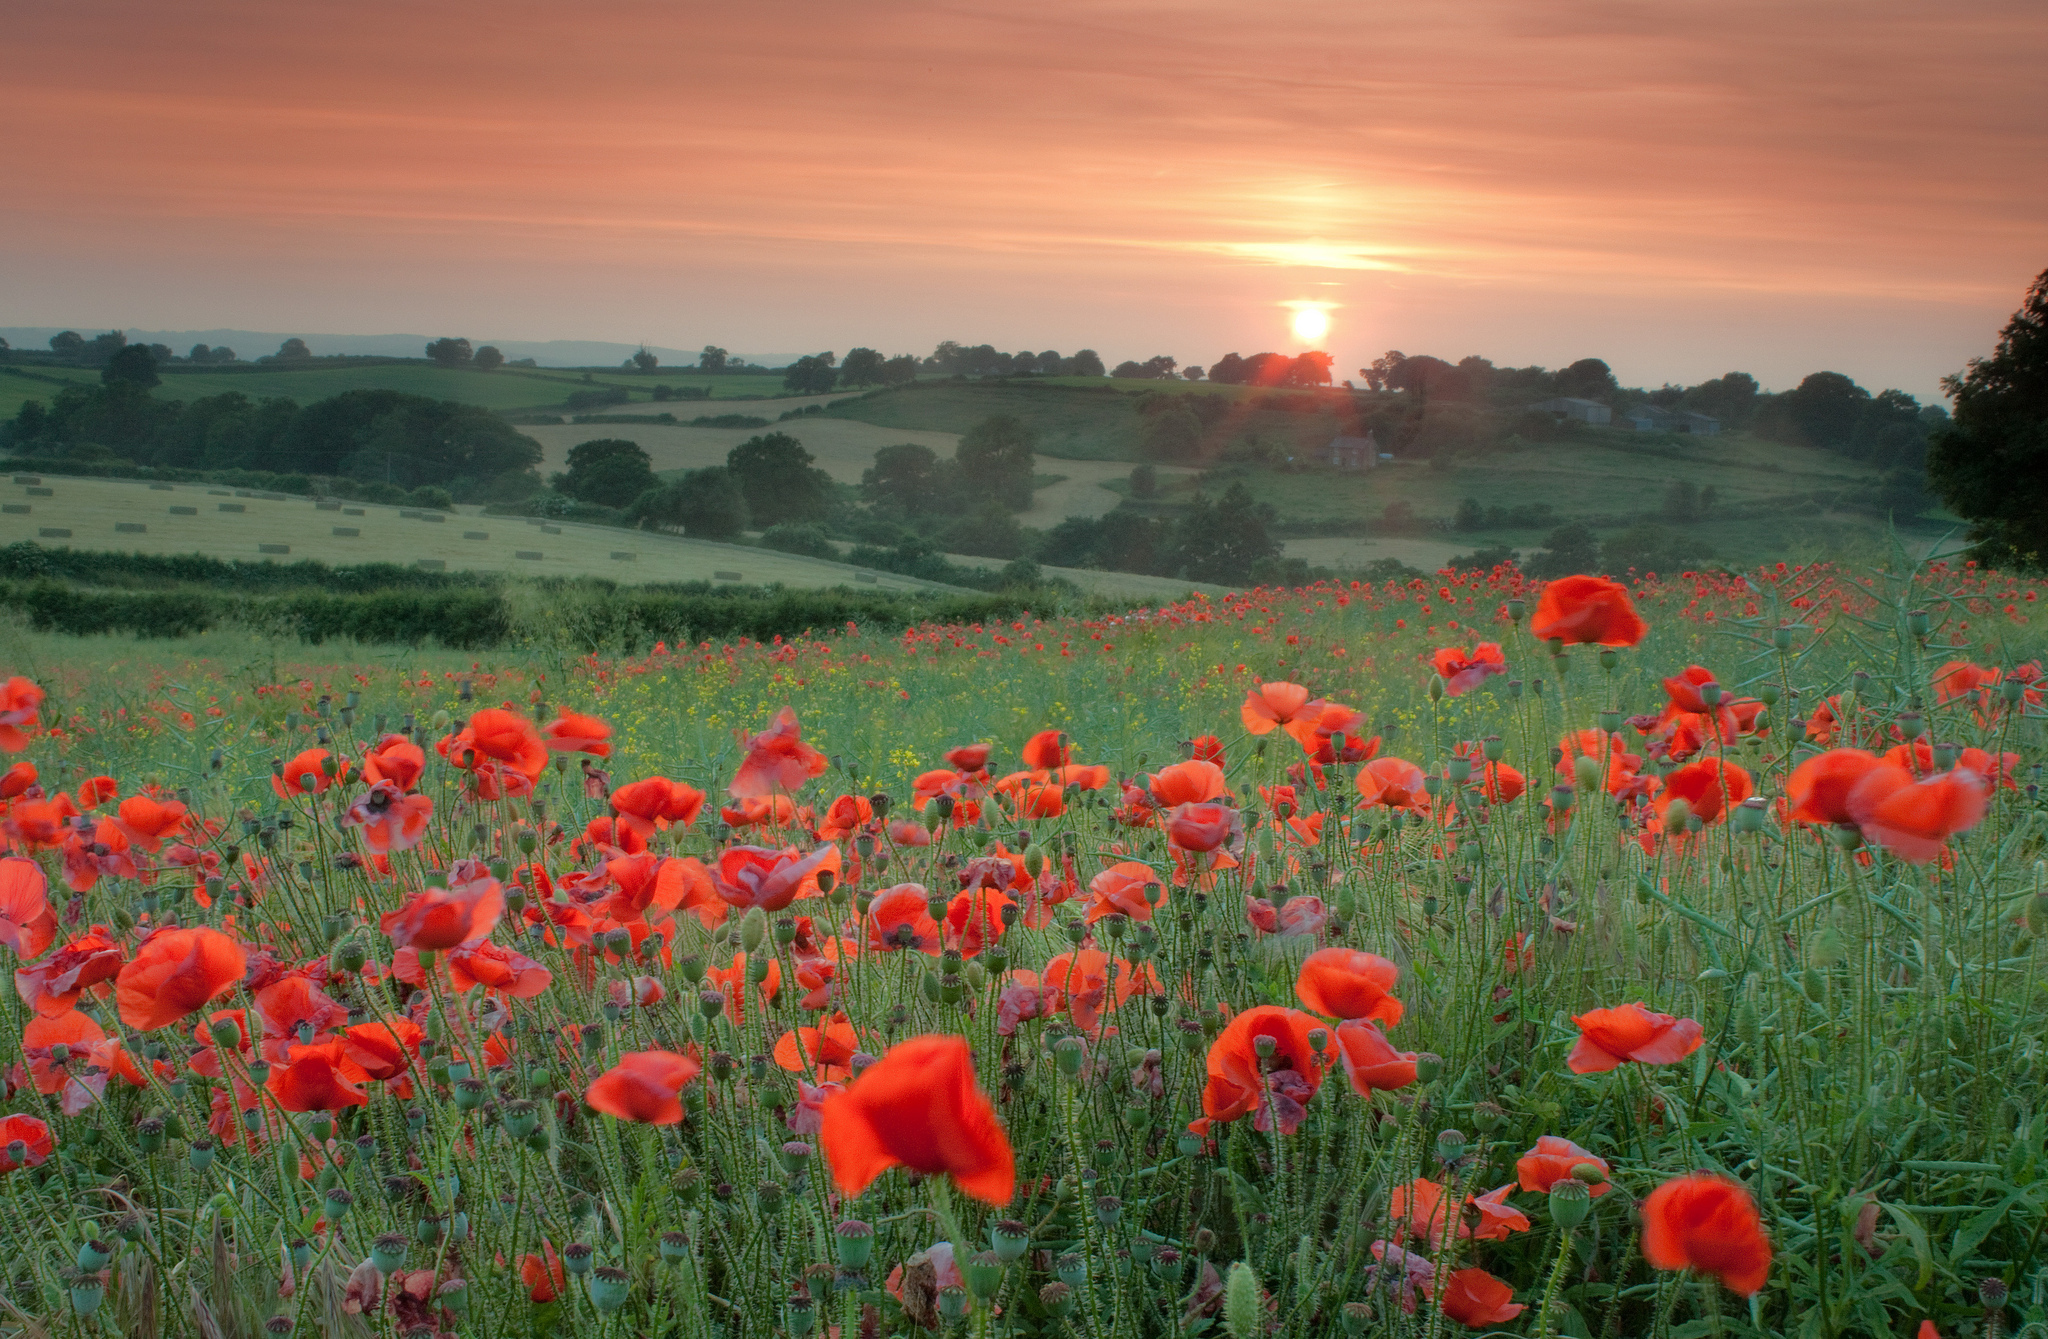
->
[758, 523, 840, 560]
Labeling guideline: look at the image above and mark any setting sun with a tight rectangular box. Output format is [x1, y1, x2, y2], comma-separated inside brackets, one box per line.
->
[1289, 304, 1331, 343]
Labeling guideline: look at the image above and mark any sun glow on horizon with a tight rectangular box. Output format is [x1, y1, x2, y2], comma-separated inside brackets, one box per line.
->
[1286, 302, 1332, 343]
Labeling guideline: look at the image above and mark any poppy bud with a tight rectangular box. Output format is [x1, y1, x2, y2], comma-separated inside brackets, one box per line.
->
[1550, 1177, 1591, 1228]
[834, 1221, 874, 1270]
[1223, 1262, 1262, 1339]
[1428, 674, 1445, 702]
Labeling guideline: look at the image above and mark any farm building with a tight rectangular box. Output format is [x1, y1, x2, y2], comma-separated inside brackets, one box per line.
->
[1321, 432, 1380, 469]
[1622, 406, 1720, 434]
[1527, 396, 1612, 425]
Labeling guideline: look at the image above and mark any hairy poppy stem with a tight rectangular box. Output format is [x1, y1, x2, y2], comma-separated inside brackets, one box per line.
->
[1533, 1226, 1575, 1339]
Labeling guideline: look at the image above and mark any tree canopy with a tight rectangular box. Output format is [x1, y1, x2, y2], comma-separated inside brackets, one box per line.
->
[553, 438, 658, 506]
[1927, 267, 2048, 568]
[726, 432, 833, 525]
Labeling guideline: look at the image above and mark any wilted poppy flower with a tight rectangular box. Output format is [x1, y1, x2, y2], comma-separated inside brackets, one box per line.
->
[1568, 1002, 1703, 1074]
[521, 1242, 567, 1303]
[341, 782, 433, 853]
[1642, 1172, 1772, 1296]
[14, 923, 123, 1016]
[360, 735, 427, 791]
[1295, 948, 1403, 1024]
[1200, 1005, 1330, 1135]
[0, 1112, 53, 1171]
[116, 926, 249, 1031]
[1085, 861, 1167, 923]
[1334, 1019, 1416, 1094]
[1846, 762, 1988, 864]
[0, 857, 57, 961]
[1516, 1136, 1611, 1194]
[1438, 1268, 1525, 1327]
[1653, 758, 1754, 827]
[1787, 749, 1881, 826]
[543, 710, 612, 756]
[1432, 644, 1506, 696]
[731, 706, 829, 798]
[712, 843, 839, 912]
[819, 1033, 1014, 1205]
[268, 1041, 368, 1112]
[1240, 682, 1312, 735]
[379, 876, 506, 951]
[587, 1049, 703, 1124]
[1530, 574, 1648, 647]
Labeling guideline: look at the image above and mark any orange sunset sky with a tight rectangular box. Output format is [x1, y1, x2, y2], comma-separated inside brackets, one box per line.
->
[5, 0, 2045, 399]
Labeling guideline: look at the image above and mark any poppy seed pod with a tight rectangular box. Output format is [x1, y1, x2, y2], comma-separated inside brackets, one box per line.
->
[659, 1231, 690, 1262]
[989, 1219, 1031, 1263]
[562, 1243, 594, 1275]
[1550, 1177, 1592, 1228]
[1055, 1036, 1086, 1077]
[1415, 1053, 1444, 1083]
[1040, 1282, 1076, 1317]
[369, 1233, 407, 1274]
[964, 1250, 1006, 1299]
[833, 1220, 875, 1270]
[588, 1266, 631, 1311]
[76, 1240, 112, 1272]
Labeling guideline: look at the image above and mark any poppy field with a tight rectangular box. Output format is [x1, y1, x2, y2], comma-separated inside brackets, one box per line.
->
[1, 555, 2045, 1339]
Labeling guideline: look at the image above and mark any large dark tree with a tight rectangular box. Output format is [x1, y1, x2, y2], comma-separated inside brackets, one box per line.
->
[425, 338, 473, 368]
[1927, 267, 2048, 568]
[955, 414, 1036, 511]
[839, 347, 886, 388]
[726, 431, 832, 524]
[553, 438, 658, 506]
[633, 466, 748, 538]
[1777, 372, 1871, 448]
[860, 442, 947, 518]
[102, 344, 160, 389]
[782, 353, 838, 395]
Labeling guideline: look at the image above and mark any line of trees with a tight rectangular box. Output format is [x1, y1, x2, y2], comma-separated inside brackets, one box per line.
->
[2, 350, 543, 500]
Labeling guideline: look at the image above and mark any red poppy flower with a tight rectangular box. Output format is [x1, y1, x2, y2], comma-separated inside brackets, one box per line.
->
[1438, 1268, 1525, 1327]
[113, 794, 188, 852]
[1653, 758, 1754, 826]
[1516, 1136, 1611, 1194]
[115, 926, 249, 1031]
[1642, 1172, 1772, 1296]
[1787, 748, 1881, 826]
[0, 1112, 54, 1172]
[1295, 948, 1403, 1024]
[1018, 729, 1075, 770]
[0, 857, 57, 961]
[1530, 574, 1648, 647]
[543, 710, 612, 757]
[379, 876, 506, 951]
[338, 1018, 424, 1084]
[1356, 757, 1428, 811]
[1166, 802, 1238, 853]
[730, 707, 829, 798]
[273, 748, 349, 799]
[866, 885, 943, 953]
[945, 888, 1013, 957]
[1035, 948, 1160, 1031]
[1200, 1005, 1330, 1134]
[1334, 1019, 1416, 1094]
[586, 1049, 702, 1124]
[1241, 681, 1313, 735]
[944, 742, 992, 773]
[1568, 1002, 1704, 1074]
[711, 843, 839, 912]
[360, 735, 427, 791]
[820, 1033, 1014, 1205]
[268, 1041, 369, 1112]
[773, 1013, 868, 1082]
[252, 974, 349, 1062]
[466, 708, 549, 778]
[1432, 643, 1507, 696]
[1847, 762, 1988, 864]
[703, 953, 780, 1021]
[521, 1242, 567, 1303]
[0, 760, 36, 800]
[0, 677, 45, 753]
[448, 939, 553, 997]
[1149, 761, 1232, 807]
[611, 777, 707, 842]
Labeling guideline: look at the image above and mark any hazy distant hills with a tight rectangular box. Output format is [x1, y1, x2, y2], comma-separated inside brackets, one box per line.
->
[0, 328, 801, 369]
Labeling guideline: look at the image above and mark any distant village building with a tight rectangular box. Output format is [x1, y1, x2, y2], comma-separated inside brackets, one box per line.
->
[1622, 406, 1720, 435]
[1322, 431, 1380, 469]
[1527, 397, 1612, 425]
